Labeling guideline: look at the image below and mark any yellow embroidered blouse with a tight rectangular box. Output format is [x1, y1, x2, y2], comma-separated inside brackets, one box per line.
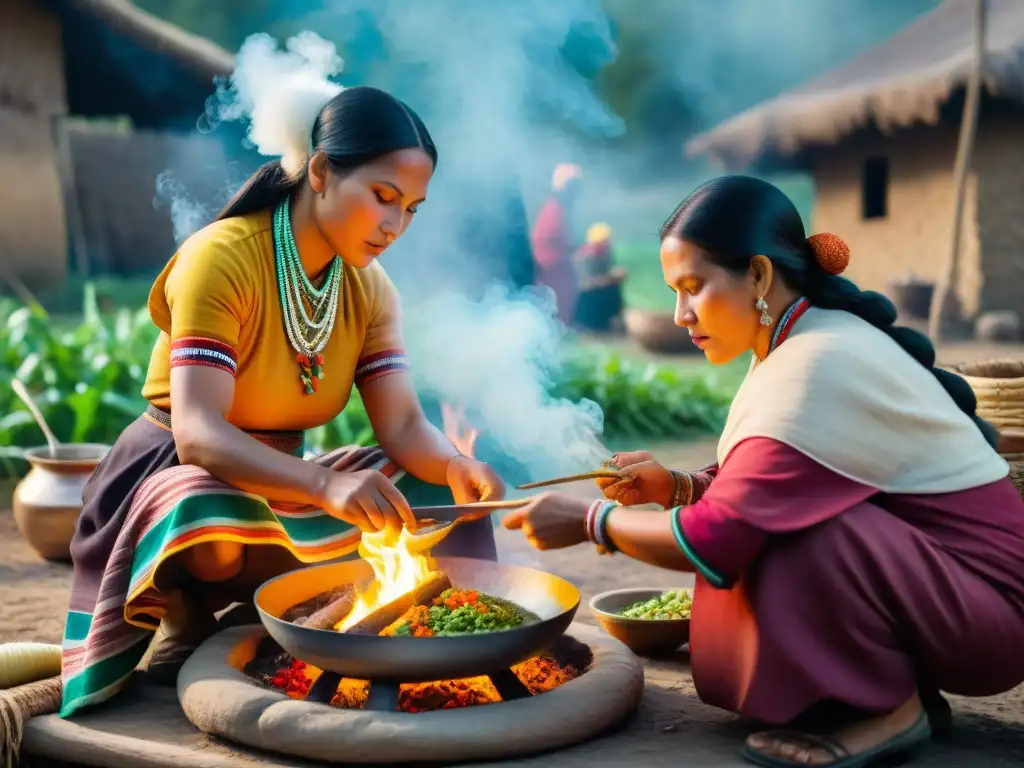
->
[141, 210, 407, 432]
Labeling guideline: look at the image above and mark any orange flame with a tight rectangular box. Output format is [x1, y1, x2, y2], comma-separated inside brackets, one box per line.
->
[441, 402, 480, 459]
[334, 403, 482, 632]
[335, 526, 437, 631]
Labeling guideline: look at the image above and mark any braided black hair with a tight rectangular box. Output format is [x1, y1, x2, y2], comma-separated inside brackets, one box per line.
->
[660, 175, 997, 447]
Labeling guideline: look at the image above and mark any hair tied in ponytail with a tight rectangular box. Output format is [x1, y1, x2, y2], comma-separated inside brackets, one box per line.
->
[807, 233, 851, 276]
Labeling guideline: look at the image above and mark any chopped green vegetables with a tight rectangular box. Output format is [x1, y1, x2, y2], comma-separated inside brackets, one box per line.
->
[384, 589, 527, 637]
[619, 589, 692, 621]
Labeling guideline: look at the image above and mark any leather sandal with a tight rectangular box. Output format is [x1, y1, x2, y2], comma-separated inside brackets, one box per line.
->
[740, 711, 931, 767]
[919, 684, 952, 740]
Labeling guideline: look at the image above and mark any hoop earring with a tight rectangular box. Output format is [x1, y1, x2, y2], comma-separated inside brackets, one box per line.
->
[756, 297, 773, 327]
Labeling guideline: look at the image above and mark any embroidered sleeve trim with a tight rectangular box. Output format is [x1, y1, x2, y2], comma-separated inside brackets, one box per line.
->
[669, 506, 733, 590]
[355, 349, 410, 388]
[169, 336, 238, 376]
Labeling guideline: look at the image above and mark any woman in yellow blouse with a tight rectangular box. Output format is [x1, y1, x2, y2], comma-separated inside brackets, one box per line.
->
[60, 85, 504, 716]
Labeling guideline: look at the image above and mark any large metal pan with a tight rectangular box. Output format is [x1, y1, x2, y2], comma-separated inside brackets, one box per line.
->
[254, 556, 580, 682]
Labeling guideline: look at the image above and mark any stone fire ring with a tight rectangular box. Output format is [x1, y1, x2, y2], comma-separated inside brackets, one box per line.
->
[178, 623, 645, 764]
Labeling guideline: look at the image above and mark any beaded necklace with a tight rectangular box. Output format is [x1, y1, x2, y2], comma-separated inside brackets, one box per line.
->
[272, 197, 343, 394]
[768, 296, 810, 355]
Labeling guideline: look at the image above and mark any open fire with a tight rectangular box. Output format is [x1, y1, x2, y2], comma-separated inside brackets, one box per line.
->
[334, 526, 436, 632]
[333, 402, 485, 633]
[243, 404, 587, 714]
[246, 650, 582, 713]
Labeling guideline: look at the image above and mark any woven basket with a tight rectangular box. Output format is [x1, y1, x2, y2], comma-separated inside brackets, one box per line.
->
[951, 359, 1024, 431]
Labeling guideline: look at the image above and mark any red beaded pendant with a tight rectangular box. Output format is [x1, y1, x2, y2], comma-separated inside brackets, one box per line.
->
[298, 353, 325, 395]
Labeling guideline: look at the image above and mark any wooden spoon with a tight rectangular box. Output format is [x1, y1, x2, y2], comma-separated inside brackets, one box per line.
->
[411, 497, 535, 516]
[517, 469, 619, 490]
[408, 497, 536, 550]
[10, 379, 59, 458]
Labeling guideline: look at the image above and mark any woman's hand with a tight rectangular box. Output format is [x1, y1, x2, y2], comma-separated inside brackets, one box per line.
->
[501, 492, 590, 550]
[446, 456, 506, 504]
[597, 450, 674, 507]
[321, 470, 416, 532]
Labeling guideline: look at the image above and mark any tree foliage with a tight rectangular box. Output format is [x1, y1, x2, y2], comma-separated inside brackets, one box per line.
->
[134, 0, 939, 166]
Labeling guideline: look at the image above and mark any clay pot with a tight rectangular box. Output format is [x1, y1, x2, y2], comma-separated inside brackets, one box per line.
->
[623, 309, 699, 355]
[975, 311, 1022, 343]
[13, 444, 109, 562]
[999, 428, 1024, 455]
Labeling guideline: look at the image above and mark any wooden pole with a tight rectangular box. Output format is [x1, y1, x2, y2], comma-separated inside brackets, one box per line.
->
[53, 117, 91, 278]
[928, 0, 987, 342]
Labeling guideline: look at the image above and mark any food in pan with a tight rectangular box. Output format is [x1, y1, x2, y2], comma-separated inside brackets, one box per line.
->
[381, 589, 526, 637]
[283, 572, 534, 636]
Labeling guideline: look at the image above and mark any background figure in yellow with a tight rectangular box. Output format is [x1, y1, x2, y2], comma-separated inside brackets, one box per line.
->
[573, 222, 627, 333]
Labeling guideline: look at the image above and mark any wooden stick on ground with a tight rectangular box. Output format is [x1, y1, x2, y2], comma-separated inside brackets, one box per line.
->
[344, 572, 452, 636]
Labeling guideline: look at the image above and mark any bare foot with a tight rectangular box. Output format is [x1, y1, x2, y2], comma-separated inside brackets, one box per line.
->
[745, 695, 924, 765]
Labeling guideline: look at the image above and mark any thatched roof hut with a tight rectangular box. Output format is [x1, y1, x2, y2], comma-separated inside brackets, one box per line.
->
[686, 0, 1024, 327]
[0, 0, 237, 289]
[686, 0, 1024, 169]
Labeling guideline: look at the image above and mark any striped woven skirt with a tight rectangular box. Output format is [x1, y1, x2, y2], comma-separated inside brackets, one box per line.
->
[60, 408, 496, 717]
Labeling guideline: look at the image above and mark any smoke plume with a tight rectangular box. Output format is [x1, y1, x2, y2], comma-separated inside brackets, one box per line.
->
[174, 7, 622, 479]
[153, 1, 936, 480]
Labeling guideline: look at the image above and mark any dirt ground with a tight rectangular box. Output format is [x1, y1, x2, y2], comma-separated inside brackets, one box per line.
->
[3, 438, 1023, 766]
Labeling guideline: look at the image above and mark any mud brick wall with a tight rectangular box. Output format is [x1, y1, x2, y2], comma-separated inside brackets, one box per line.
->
[810, 115, 1024, 322]
[974, 115, 1024, 319]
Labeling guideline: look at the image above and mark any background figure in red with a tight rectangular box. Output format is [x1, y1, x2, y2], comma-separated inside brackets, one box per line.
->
[530, 163, 583, 325]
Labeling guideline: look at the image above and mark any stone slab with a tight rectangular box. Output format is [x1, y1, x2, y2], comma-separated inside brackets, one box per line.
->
[176, 623, 643, 765]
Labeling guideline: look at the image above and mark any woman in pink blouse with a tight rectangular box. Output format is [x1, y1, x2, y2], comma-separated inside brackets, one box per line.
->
[530, 163, 583, 325]
[504, 176, 1024, 768]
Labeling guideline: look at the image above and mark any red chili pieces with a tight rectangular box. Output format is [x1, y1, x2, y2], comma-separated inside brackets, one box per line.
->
[267, 658, 312, 698]
[438, 589, 481, 611]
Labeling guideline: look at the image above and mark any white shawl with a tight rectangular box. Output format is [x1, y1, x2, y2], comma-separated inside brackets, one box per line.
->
[717, 307, 1008, 493]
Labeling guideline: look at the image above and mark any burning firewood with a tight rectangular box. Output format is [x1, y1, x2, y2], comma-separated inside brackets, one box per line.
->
[284, 585, 361, 630]
[282, 586, 348, 623]
[298, 591, 358, 631]
[344, 571, 452, 636]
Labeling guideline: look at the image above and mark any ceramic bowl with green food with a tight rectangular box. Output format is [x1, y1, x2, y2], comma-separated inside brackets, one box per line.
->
[589, 587, 692, 657]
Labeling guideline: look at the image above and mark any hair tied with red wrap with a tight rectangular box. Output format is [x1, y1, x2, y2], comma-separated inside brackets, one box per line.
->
[806, 233, 850, 276]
